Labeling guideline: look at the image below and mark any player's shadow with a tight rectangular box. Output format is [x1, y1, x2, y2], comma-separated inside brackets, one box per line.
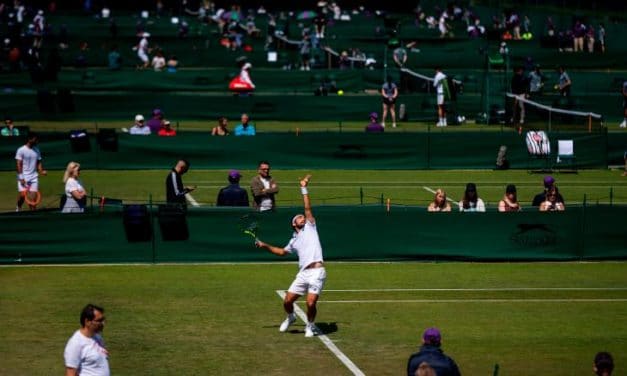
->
[286, 322, 338, 335]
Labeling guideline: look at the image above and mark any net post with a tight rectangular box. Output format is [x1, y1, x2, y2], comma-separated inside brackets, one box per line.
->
[610, 187, 613, 206]
[588, 114, 592, 133]
[380, 193, 384, 205]
[360, 187, 363, 205]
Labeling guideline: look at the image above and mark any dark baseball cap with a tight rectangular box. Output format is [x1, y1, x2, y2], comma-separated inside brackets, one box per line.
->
[369, 112, 378, 119]
[543, 175, 555, 188]
[228, 170, 241, 179]
[422, 327, 441, 345]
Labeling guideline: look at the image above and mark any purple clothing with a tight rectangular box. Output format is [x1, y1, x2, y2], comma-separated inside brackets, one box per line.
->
[146, 118, 162, 133]
[365, 122, 384, 133]
[573, 23, 586, 38]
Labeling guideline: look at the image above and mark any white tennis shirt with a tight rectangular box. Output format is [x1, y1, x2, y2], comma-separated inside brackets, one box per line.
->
[284, 220, 324, 271]
[15, 145, 41, 180]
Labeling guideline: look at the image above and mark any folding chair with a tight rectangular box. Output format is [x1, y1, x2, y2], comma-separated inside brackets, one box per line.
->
[555, 139, 577, 172]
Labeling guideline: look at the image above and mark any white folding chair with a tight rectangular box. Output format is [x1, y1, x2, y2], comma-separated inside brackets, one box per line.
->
[556, 140, 576, 171]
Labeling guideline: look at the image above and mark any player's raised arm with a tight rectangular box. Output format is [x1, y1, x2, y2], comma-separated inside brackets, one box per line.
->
[300, 175, 314, 223]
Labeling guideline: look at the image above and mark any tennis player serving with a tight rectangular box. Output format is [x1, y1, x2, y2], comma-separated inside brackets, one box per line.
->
[255, 174, 326, 338]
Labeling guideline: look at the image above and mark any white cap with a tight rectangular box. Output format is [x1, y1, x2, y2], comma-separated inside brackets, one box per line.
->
[135, 114, 145, 122]
[142, 32, 151, 38]
[242, 62, 252, 70]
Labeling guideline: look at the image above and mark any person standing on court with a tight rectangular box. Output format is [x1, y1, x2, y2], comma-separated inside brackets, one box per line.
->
[557, 66, 571, 97]
[62, 161, 87, 213]
[433, 67, 449, 127]
[15, 132, 47, 211]
[216, 170, 249, 206]
[165, 159, 195, 207]
[381, 76, 398, 128]
[511, 66, 528, 125]
[251, 161, 278, 212]
[64, 304, 109, 376]
[407, 327, 461, 376]
[255, 175, 326, 338]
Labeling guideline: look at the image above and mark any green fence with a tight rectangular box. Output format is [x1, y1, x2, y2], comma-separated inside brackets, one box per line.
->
[0, 131, 618, 171]
[1, 205, 625, 264]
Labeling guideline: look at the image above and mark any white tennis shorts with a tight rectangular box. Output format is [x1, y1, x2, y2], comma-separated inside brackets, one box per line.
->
[17, 177, 38, 192]
[288, 267, 327, 296]
[437, 93, 445, 105]
[138, 51, 149, 63]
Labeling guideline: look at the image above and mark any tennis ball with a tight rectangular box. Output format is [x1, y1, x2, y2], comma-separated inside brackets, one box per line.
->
[553, 84, 559, 90]
[337, 90, 344, 96]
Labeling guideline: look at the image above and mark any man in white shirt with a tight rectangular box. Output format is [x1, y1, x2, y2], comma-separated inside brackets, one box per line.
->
[15, 132, 47, 211]
[433, 67, 448, 127]
[64, 304, 109, 376]
[255, 175, 326, 338]
[129, 114, 151, 135]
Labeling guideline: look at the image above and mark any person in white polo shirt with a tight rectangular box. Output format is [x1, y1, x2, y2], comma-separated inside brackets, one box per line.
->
[433, 66, 449, 127]
[64, 304, 109, 376]
[255, 175, 326, 338]
[15, 132, 47, 211]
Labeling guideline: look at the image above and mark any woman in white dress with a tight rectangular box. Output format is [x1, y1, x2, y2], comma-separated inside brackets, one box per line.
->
[62, 161, 86, 213]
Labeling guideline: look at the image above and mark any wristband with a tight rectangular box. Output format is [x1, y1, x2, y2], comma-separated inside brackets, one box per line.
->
[18, 174, 24, 180]
[300, 187, 308, 195]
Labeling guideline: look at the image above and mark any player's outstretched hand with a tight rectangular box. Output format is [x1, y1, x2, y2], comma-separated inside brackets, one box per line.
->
[255, 239, 265, 248]
[300, 174, 312, 188]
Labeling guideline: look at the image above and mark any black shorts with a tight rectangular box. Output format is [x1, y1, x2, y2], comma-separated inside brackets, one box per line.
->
[383, 97, 396, 106]
[623, 98, 627, 110]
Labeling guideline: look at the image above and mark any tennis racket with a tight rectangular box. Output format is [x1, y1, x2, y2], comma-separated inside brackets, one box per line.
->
[239, 213, 260, 243]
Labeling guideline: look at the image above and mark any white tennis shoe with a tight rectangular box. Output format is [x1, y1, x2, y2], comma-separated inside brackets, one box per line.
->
[279, 314, 296, 332]
[620, 120, 626, 128]
[305, 323, 317, 337]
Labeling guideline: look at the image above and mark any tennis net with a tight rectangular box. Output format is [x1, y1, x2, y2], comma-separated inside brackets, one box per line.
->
[504, 93, 604, 132]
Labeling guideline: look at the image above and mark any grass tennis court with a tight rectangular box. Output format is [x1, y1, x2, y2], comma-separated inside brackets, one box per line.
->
[1, 262, 626, 375]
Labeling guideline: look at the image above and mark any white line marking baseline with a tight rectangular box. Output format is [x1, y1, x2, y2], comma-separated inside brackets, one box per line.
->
[317, 299, 627, 303]
[275, 290, 365, 376]
[324, 287, 627, 292]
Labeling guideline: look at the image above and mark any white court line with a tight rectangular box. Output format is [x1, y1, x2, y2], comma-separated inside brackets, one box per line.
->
[275, 290, 365, 376]
[318, 299, 627, 303]
[185, 193, 201, 207]
[325, 287, 627, 292]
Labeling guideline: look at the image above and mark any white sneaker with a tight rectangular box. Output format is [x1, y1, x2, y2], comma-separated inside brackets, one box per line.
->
[304, 323, 316, 337]
[381, 122, 385, 128]
[279, 314, 296, 332]
[392, 123, 397, 128]
[620, 120, 626, 128]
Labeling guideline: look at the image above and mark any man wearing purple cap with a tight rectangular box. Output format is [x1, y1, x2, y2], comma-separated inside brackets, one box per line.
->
[407, 327, 461, 376]
[146, 109, 164, 134]
[365, 112, 384, 133]
[532, 175, 564, 206]
[216, 170, 249, 207]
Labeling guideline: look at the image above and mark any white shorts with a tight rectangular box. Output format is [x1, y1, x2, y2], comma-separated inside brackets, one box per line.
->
[288, 267, 326, 296]
[17, 177, 38, 192]
[138, 51, 149, 63]
[437, 93, 445, 105]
